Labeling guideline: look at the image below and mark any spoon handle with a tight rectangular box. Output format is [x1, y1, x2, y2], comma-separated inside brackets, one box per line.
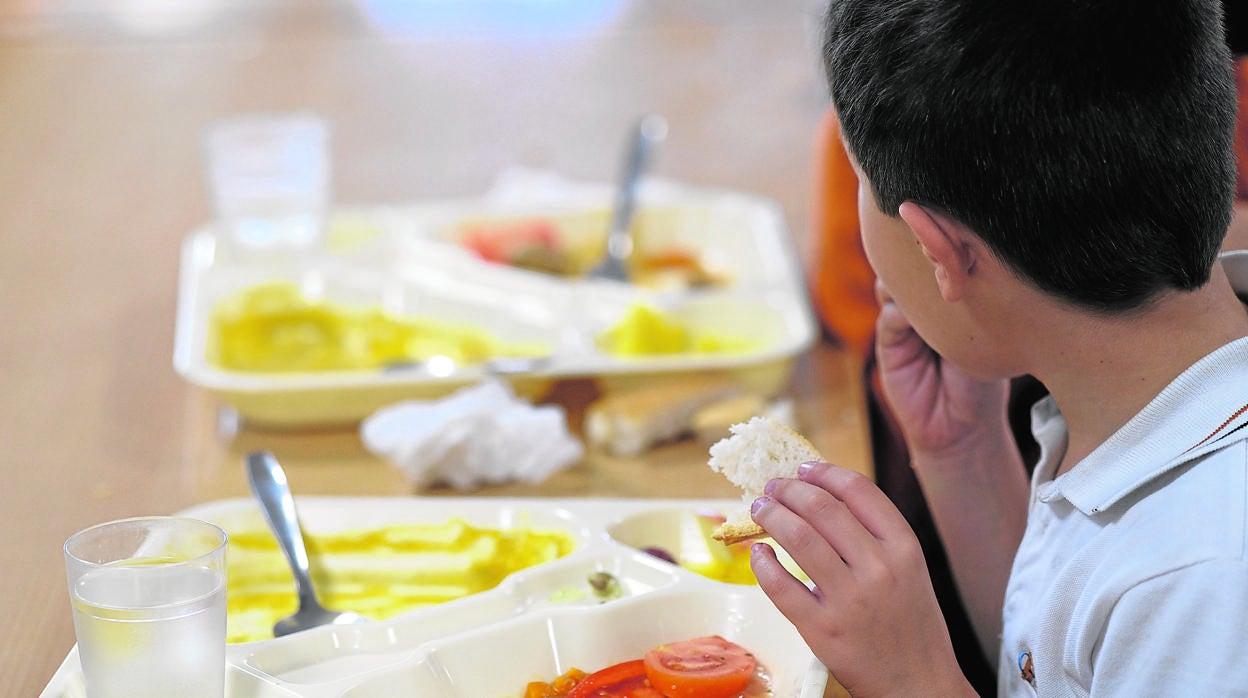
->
[605, 114, 668, 262]
[245, 451, 318, 607]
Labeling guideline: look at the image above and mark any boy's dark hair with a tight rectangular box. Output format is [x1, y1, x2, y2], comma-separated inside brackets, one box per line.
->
[825, 0, 1237, 312]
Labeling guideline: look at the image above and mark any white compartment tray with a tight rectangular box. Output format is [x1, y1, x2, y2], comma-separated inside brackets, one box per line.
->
[42, 496, 830, 698]
[173, 183, 817, 427]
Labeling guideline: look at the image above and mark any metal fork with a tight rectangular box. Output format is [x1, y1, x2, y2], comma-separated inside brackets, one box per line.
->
[586, 113, 668, 282]
[245, 451, 369, 636]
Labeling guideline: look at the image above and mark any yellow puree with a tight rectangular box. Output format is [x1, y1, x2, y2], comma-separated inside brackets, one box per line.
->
[595, 304, 755, 357]
[678, 513, 808, 586]
[224, 518, 576, 643]
[209, 283, 752, 372]
[208, 281, 548, 372]
[681, 546, 759, 585]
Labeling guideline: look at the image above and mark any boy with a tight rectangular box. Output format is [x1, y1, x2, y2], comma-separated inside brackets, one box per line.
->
[749, 0, 1248, 695]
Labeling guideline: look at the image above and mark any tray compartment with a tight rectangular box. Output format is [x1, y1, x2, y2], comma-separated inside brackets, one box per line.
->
[236, 552, 683, 687]
[338, 587, 821, 698]
[607, 506, 810, 586]
[202, 498, 593, 645]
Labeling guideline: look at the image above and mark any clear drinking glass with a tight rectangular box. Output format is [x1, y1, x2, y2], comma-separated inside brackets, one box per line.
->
[64, 516, 228, 698]
[205, 112, 331, 259]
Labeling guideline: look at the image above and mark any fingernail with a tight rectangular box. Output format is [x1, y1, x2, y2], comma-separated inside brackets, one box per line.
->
[751, 496, 769, 516]
[751, 542, 770, 557]
[798, 461, 817, 477]
[763, 478, 778, 495]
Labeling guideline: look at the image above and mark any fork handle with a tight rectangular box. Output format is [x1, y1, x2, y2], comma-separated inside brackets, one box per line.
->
[245, 450, 319, 608]
[604, 114, 668, 260]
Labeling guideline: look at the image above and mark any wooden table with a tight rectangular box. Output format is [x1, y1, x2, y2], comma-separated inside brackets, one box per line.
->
[0, 2, 870, 694]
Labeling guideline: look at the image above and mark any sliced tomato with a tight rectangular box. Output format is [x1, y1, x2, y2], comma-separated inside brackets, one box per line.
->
[565, 659, 665, 698]
[642, 635, 757, 698]
[459, 219, 560, 265]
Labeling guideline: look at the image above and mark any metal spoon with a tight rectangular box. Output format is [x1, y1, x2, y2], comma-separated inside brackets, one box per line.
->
[245, 451, 369, 637]
[586, 113, 669, 282]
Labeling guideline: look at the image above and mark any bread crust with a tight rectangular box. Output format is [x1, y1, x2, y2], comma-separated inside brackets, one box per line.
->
[710, 519, 769, 545]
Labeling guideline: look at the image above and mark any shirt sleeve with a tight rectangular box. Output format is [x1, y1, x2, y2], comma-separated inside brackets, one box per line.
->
[1088, 557, 1248, 696]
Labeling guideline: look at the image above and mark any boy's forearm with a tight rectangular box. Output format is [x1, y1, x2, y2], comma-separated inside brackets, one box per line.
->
[910, 430, 1030, 668]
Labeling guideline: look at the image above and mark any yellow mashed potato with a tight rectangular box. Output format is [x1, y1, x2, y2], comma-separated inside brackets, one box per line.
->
[595, 304, 755, 357]
[680, 547, 758, 585]
[208, 281, 549, 372]
[225, 518, 576, 643]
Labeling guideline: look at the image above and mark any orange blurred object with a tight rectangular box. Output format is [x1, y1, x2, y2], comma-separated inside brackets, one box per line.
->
[807, 109, 878, 359]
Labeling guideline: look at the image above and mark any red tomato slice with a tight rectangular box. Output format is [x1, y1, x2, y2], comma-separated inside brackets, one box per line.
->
[565, 659, 666, 698]
[643, 636, 757, 698]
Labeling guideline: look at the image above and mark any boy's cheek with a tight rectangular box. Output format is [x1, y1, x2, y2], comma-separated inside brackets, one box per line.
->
[874, 279, 894, 306]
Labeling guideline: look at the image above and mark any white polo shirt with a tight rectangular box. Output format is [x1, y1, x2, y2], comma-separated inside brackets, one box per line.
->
[998, 253, 1248, 697]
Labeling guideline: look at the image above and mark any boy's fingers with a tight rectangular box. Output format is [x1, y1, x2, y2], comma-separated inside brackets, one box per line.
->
[762, 476, 877, 568]
[796, 462, 914, 543]
[750, 542, 824, 624]
[750, 493, 853, 588]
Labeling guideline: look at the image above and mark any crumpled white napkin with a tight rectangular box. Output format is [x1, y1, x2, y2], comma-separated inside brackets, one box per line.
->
[360, 379, 584, 489]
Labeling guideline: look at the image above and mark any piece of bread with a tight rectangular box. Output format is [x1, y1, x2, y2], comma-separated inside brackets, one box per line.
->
[584, 374, 740, 456]
[707, 416, 824, 545]
[691, 394, 768, 445]
[692, 395, 796, 446]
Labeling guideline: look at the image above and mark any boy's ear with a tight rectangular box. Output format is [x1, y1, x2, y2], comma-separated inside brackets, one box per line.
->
[898, 201, 979, 303]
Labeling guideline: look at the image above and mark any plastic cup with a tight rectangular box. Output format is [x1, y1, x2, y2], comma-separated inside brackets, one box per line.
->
[205, 112, 330, 259]
[64, 517, 228, 698]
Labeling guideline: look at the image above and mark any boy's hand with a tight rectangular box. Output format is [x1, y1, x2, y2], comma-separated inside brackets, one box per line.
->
[750, 463, 973, 697]
[874, 284, 1010, 462]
